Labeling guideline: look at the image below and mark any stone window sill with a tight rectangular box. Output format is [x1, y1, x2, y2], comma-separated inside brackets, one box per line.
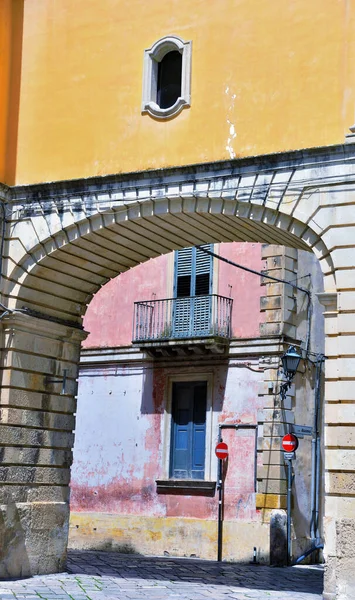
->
[142, 98, 190, 119]
[156, 479, 216, 495]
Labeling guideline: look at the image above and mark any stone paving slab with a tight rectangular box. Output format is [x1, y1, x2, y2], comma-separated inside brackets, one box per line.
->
[0, 550, 323, 599]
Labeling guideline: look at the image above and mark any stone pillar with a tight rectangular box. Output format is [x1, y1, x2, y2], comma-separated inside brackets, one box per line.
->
[256, 245, 298, 564]
[319, 292, 355, 599]
[0, 311, 85, 577]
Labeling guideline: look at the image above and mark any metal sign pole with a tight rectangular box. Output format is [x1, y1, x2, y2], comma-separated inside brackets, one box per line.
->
[217, 456, 223, 562]
[287, 458, 293, 565]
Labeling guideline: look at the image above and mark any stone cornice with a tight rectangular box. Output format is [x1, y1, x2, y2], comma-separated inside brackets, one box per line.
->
[79, 335, 289, 369]
[6, 144, 353, 196]
[7, 142, 355, 223]
[8, 142, 355, 197]
[0, 311, 87, 341]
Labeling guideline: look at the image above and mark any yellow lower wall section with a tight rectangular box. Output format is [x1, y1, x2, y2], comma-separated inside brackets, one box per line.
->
[69, 512, 270, 563]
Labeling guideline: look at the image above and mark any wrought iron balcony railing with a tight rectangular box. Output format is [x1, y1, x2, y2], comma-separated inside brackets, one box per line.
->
[133, 294, 233, 343]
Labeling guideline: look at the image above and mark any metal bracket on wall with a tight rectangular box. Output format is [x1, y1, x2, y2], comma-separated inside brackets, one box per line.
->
[44, 368, 68, 395]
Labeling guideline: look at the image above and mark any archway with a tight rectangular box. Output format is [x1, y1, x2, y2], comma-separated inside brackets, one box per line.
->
[1, 145, 354, 598]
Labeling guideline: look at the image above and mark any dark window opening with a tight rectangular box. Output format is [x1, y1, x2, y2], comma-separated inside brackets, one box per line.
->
[177, 275, 191, 298]
[157, 51, 182, 109]
[195, 273, 210, 296]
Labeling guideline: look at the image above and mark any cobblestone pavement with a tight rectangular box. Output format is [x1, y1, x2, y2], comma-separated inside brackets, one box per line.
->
[0, 550, 323, 599]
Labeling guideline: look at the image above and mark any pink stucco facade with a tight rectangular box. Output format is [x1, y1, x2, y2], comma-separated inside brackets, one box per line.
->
[217, 242, 264, 339]
[70, 356, 265, 561]
[71, 242, 269, 560]
[71, 242, 323, 562]
[83, 242, 264, 348]
[83, 253, 170, 348]
[71, 243, 276, 558]
[71, 363, 262, 522]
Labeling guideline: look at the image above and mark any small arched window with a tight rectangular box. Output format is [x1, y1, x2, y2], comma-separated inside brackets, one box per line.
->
[142, 36, 192, 119]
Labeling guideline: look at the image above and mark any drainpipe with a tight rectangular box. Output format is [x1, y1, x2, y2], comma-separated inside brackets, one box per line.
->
[217, 423, 257, 562]
[293, 542, 324, 565]
[310, 436, 316, 540]
[314, 356, 324, 542]
[310, 356, 324, 542]
[295, 354, 324, 565]
[310, 362, 318, 541]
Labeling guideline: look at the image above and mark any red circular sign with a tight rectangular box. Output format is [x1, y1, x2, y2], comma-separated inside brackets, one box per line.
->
[215, 442, 229, 460]
[282, 433, 299, 452]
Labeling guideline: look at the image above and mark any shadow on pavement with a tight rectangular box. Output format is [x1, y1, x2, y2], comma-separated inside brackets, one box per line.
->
[67, 550, 323, 595]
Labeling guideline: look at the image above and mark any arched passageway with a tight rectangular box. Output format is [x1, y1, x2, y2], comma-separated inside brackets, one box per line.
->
[1, 144, 354, 598]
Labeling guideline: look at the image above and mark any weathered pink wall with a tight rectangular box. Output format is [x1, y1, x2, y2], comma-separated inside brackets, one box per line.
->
[217, 242, 265, 338]
[83, 254, 170, 348]
[83, 242, 265, 348]
[74, 242, 266, 522]
[71, 363, 263, 523]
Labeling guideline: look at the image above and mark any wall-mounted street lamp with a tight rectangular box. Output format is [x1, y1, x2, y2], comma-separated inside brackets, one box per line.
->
[281, 346, 302, 381]
[280, 346, 302, 402]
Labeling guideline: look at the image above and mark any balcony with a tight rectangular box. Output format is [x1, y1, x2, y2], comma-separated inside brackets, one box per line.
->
[133, 294, 233, 357]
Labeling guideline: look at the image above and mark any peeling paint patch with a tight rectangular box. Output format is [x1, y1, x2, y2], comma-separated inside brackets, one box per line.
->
[225, 87, 237, 159]
[70, 479, 165, 516]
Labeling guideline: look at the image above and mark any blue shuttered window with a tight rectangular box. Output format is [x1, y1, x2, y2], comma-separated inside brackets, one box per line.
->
[173, 245, 213, 338]
[170, 381, 207, 480]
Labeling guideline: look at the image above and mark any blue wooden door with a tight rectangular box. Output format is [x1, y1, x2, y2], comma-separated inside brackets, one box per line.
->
[170, 381, 207, 479]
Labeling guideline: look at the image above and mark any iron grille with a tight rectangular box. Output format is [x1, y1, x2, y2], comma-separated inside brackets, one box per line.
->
[133, 295, 233, 342]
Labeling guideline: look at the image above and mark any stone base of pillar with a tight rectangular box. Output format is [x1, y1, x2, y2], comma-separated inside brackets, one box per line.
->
[323, 519, 355, 600]
[269, 509, 287, 566]
[0, 501, 69, 578]
[0, 312, 85, 578]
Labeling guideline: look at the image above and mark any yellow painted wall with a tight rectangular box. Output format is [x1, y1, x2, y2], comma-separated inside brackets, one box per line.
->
[0, 0, 23, 184]
[5, 0, 355, 184]
[0, 0, 12, 182]
[69, 511, 270, 563]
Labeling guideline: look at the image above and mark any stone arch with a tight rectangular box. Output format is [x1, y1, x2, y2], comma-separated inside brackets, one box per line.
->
[1, 146, 354, 597]
[4, 196, 334, 324]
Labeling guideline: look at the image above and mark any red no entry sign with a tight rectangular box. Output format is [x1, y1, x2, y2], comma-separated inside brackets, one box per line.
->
[282, 433, 299, 452]
[215, 441, 229, 460]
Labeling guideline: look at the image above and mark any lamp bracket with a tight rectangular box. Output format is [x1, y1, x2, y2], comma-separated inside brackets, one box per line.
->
[44, 368, 68, 395]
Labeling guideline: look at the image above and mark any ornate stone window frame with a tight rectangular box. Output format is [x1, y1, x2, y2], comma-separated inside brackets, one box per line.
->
[142, 35, 192, 119]
[159, 372, 215, 485]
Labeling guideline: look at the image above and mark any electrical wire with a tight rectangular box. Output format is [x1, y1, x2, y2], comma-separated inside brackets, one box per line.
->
[195, 245, 310, 295]
[196, 244, 312, 357]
